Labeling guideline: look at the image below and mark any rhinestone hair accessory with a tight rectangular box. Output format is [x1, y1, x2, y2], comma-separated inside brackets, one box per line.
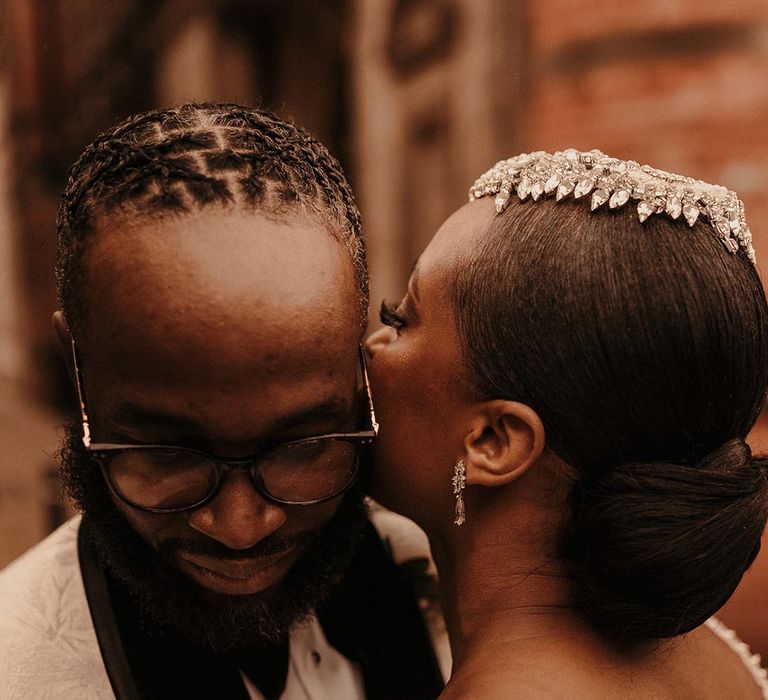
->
[468, 149, 755, 264]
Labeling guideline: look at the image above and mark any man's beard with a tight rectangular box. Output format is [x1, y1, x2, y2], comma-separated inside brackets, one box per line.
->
[59, 422, 368, 653]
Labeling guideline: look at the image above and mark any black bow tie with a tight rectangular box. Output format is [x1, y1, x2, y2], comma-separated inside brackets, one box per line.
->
[234, 639, 290, 700]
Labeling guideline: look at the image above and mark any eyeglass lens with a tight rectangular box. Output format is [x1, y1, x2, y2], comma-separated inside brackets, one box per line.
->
[94, 439, 359, 510]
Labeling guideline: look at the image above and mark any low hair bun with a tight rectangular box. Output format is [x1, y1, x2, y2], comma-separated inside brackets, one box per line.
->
[565, 438, 768, 644]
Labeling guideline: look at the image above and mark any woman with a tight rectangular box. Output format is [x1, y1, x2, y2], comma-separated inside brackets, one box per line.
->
[367, 149, 768, 698]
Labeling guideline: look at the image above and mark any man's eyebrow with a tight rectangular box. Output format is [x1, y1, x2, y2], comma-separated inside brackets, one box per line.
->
[111, 397, 352, 439]
[111, 405, 205, 434]
[269, 398, 352, 434]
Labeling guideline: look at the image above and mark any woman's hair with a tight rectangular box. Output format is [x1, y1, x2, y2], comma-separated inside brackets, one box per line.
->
[56, 102, 367, 335]
[451, 196, 768, 644]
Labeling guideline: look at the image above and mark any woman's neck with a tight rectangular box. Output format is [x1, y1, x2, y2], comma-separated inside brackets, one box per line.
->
[433, 538, 578, 663]
[431, 538, 627, 699]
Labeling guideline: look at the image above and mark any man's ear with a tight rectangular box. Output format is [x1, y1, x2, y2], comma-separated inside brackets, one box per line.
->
[462, 400, 545, 486]
[52, 310, 75, 383]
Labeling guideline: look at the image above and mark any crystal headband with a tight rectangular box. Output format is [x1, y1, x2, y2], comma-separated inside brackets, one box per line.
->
[468, 149, 755, 264]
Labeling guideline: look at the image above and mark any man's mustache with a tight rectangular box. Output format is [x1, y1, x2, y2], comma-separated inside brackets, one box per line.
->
[156, 528, 319, 561]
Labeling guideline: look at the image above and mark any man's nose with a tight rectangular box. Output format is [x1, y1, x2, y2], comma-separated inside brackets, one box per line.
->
[186, 470, 287, 550]
[365, 326, 396, 357]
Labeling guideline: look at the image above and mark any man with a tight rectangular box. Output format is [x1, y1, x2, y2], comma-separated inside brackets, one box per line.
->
[0, 103, 444, 699]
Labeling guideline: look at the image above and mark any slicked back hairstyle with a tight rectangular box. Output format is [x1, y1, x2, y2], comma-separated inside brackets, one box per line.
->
[451, 196, 768, 645]
[56, 102, 367, 335]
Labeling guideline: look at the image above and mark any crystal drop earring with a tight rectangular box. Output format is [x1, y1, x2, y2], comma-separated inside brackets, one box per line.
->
[452, 459, 466, 526]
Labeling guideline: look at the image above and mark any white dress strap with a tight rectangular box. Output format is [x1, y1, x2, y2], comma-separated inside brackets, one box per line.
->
[706, 617, 768, 698]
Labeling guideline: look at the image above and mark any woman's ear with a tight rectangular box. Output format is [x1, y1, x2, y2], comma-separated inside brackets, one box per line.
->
[52, 310, 75, 383]
[462, 400, 545, 486]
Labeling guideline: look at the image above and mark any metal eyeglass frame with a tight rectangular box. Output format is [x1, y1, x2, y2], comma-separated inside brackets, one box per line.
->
[70, 338, 379, 512]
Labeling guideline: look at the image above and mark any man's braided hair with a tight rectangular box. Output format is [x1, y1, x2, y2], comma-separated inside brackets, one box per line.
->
[56, 102, 368, 335]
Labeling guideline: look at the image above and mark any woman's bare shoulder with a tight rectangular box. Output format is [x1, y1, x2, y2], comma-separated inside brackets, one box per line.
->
[440, 624, 767, 700]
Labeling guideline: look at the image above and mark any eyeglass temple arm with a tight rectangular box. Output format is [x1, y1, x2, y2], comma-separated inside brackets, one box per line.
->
[359, 345, 379, 437]
[70, 338, 92, 448]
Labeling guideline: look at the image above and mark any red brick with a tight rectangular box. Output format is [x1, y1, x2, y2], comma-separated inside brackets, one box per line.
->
[529, 0, 768, 56]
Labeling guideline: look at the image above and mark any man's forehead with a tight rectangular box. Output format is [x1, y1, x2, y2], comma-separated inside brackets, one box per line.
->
[81, 207, 359, 345]
[88, 207, 352, 297]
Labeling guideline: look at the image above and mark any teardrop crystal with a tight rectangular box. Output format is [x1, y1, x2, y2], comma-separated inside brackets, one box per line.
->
[574, 177, 595, 199]
[556, 179, 575, 201]
[517, 176, 532, 201]
[590, 189, 609, 210]
[544, 173, 561, 193]
[609, 189, 630, 209]
[665, 195, 682, 219]
[454, 495, 466, 526]
[637, 200, 654, 223]
[683, 203, 700, 227]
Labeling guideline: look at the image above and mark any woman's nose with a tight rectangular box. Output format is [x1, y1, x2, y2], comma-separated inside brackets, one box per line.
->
[365, 326, 396, 358]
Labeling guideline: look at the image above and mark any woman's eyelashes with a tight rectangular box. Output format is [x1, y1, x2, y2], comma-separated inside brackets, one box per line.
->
[380, 299, 408, 330]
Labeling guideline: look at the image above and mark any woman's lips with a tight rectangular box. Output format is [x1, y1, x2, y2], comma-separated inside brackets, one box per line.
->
[177, 548, 299, 595]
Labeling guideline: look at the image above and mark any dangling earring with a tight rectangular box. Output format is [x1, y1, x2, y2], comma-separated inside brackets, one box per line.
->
[452, 459, 466, 526]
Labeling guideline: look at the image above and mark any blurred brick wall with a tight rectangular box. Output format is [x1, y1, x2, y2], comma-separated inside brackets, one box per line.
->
[524, 0, 768, 264]
[0, 10, 59, 567]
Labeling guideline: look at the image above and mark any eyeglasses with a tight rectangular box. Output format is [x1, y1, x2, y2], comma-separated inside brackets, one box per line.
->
[71, 339, 378, 513]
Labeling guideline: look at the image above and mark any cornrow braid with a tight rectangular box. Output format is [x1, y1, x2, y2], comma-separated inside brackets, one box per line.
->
[56, 102, 367, 335]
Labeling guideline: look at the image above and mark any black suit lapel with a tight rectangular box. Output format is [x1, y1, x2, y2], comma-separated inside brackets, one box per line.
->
[79, 523, 252, 700]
